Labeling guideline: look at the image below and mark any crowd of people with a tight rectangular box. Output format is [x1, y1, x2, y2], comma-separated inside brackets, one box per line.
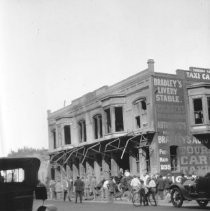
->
[47, 175, 98, 203]
[45, 170, 193, 204]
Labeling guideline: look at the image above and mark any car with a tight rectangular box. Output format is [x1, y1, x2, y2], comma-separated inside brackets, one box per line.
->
[170, 173, 210, 208]
[0, 157, 55, 211]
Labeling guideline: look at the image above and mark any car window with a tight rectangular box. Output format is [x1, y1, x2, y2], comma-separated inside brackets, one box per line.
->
[0, 168, 24, 183]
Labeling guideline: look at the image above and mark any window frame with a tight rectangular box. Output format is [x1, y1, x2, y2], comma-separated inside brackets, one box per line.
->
[133, 97, 147, 129]
[93, 114, 103, 139]
[193, 98, 204, 125]
[170, 145, 178, 172]
[104, 108, 112, 134]
[78, 119, 87, 143]
[64, 125, 71, 145]
[114, 106, 124, 132]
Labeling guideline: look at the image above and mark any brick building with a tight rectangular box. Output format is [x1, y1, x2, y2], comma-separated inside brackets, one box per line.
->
[48, 59, 210, 182]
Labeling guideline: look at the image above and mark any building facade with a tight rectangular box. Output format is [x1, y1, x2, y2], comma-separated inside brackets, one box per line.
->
[48, 60, 210, 182]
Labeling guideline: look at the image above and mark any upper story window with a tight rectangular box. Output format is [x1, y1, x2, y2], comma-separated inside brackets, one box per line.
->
[193, 98, 204, 124]
[104, 106, 124, 134]
[64, 125, 71, 145]
[115, 106, 124, 132]
[93, 114, 103, 139]
[78, 120, 87, 143]
[207, 97, 210, 121]
[133, 98, 147, 129]
[53, 130, 56, 149]
[188, 84, 210, 127]
[105, 108, 111, 133]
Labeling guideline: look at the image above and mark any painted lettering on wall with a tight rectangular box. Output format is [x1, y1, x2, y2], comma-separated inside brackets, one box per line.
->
[179, 137, 210, 175]
[186, 67, 210, 81]
[154, 76, 186, 175]
[154, 78, 183, 103]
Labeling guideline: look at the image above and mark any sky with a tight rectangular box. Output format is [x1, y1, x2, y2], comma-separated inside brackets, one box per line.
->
[0, 0, 210, 156]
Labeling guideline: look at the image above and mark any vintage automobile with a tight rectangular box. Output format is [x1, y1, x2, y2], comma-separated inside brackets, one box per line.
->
[170, 173, 210, 208]
[0, 157, 55, 211]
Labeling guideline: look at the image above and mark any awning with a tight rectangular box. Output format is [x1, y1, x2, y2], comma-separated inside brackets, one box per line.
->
[81, 140, 112, 164]
[81, 142, 101, 164]
[121, 132, 149, 159]
[50, 150, 65, 163]
[104, 137, 128, 153]
[63, 146, 85, 164]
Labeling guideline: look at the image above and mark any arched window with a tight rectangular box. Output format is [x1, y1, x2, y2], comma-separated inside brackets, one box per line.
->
[78, 120, 87, 143]
[93, 114, 103, 139]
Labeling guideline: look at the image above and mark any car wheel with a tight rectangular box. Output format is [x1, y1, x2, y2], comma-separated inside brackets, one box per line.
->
[171, 188, 184, 208]
[197, 200, 208, 208]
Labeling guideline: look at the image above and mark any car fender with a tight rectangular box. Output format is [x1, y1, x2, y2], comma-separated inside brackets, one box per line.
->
[170, 184, 191, 200]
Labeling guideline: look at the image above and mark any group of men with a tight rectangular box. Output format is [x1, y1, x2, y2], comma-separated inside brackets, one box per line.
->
[49, 175, 97, 203]
[129, 172, 173, 205]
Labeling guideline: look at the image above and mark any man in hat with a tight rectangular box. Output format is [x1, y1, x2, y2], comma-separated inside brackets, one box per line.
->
[74, 176, 85, 203]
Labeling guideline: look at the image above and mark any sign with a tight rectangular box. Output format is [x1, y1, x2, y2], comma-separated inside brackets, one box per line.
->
[185, 67, 210, 81]
[179, 136, 210, 175]
[154, 76, 187, 175]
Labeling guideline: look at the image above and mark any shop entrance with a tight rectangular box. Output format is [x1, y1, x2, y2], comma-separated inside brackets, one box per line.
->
[118, 152, 130, 172]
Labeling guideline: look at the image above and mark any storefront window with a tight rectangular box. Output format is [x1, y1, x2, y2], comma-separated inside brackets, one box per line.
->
[170, 146, 178, 171]
[143, 146, 150, 173]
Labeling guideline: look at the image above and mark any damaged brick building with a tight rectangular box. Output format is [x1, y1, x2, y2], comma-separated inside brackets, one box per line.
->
[48, 59, 210, 182]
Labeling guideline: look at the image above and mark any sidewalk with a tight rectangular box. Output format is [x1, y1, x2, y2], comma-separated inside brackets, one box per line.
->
[47, 197, 198, 207]
[82, 197, 198, 207]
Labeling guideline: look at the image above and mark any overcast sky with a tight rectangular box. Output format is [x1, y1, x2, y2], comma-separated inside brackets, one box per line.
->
[0, 0, 210, 156]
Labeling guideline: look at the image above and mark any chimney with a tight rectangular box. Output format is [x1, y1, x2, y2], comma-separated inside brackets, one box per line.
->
[147, 59, 154, 72]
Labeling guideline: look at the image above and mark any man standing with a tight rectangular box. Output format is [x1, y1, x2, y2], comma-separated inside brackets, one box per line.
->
[62, 179, 68, 201]
[67, 177, 73, 201]
[156, 174, 164, 200]
[74, 176, 85, 203]
[130, 175, 141, 191]
[90, 176, 97, 200]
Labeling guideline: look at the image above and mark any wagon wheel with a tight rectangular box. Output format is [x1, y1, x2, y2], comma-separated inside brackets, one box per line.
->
[117, 183, 123, 192]
[171, 188, 184, 208]
[197, 200, 208, 208]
